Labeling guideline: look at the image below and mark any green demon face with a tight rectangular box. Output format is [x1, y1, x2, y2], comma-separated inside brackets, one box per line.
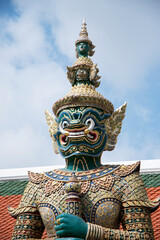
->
[54, 107, 110, 158]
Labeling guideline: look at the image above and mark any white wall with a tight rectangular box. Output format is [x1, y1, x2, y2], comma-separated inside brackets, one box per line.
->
[0, 159, 160, 181]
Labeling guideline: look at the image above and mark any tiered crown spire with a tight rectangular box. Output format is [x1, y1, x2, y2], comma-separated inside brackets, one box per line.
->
[75, 18, 95, 58]
[52, 19, 114, 116]
[67, 19, 100, 88]
[77, 17, 88, 41]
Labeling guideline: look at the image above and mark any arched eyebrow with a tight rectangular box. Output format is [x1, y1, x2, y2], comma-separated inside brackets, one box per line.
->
[82, 108, 111, 123]
[58, 110, 72, 122]
[58, 107, 111, 124]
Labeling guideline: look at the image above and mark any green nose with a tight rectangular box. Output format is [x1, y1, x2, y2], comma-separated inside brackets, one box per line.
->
[72, 112, 82, 121]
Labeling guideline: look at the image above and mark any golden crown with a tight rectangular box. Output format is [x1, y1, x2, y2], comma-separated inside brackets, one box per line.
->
[52, 19, 114, 117]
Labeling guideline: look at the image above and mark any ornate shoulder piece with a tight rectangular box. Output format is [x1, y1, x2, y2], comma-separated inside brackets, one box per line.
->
[8, 205, 37, 218]
[8, 181, 39, 218]
[123, 198, 160, 210]
[114, 161, 140, 177]
[45, 179, 65, 196]
[105, 102, 127, 151]
[28, 171, 47, 184]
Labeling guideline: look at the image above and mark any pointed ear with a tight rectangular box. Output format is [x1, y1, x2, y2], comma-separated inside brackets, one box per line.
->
[104, 102, 127, 151]
[45, 110, 59, 154]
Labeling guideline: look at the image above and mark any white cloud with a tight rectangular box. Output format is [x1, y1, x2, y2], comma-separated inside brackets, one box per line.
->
[0, 127, 44, 167]
[102, 132, 160, 163]
[134, 105, 151, 122]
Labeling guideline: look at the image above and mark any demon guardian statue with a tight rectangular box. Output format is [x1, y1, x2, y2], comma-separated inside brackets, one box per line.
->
[9, 19, 159, 240]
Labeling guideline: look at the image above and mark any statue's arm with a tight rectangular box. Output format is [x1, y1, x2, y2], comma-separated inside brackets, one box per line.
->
[85, 206, 154, 239]
[50, 209, 154, 240]
[11, 212, 45, 239]
[9, 180, 45, 239]
[53, 168, 157, 240]
[86, 170, 156, 240]
[12, 212, 82, 240]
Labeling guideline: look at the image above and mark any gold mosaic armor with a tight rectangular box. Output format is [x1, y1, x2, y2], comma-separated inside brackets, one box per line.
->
[9, 162, 157, 239]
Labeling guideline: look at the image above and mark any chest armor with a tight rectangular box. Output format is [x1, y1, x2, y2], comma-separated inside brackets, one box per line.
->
[29, 165, 128, 237]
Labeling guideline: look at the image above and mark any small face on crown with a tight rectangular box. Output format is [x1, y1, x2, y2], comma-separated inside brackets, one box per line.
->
[76, 68, 89, 81]
[54, 106, 110, 158]
[76, 42, 90, 57]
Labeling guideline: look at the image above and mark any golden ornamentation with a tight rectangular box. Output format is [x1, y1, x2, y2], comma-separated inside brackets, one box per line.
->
[104, 102, 127, 151]
[45, 110, 59, 154]
[10, 163, 158, 239]
[75, 159, 86, 171]
[52, 83, 114, 117]
[56, 218, 61, 225]
[92, 175, 115, 191]
[73, 56, 93, 67]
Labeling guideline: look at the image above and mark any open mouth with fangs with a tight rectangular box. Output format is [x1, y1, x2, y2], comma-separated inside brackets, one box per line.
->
[60, 127, 98, 145]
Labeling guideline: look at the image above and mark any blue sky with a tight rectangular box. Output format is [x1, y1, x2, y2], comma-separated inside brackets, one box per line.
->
[0, 0, 160, 169]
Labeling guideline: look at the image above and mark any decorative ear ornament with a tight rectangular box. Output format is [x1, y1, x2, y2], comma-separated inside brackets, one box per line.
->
[104, 102, 127, 151]
[89, 64, 101, 88]
[45, 110, 59, 154]
[66, 66, 76, 86]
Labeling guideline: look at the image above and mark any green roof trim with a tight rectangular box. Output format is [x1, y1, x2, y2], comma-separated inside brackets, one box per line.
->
[0, 173, 159, 196]
[141, 174, 160, 188]
[0, 181, 28, 196]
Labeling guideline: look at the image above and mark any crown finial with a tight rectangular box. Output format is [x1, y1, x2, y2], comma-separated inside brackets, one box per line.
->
[66, 19, 101, 88]
[80, 17, 87, 37]
[75, 18, 95, 58]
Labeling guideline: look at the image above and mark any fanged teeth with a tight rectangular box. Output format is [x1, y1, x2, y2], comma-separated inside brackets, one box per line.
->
[63, 131, 95, 140]
[87, 133, 94, 139]
[69, 131, 85, 137]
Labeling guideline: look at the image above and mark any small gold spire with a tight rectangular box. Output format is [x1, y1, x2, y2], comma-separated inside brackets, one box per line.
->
[80, 17, 88, 38]
[83, 16, 86, 24]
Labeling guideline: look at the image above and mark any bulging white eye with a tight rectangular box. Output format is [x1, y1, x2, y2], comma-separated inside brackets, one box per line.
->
[85, 118, 95, 126]
[61, 121, 69, 129]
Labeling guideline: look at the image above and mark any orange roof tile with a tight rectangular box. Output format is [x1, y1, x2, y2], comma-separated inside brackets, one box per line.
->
[0, 195, 21, 240]
[146, 187, 160, 240]
[0, 195, 47, 239]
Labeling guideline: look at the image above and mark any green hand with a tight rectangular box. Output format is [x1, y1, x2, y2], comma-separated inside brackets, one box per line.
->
[55, 213, 88, 239]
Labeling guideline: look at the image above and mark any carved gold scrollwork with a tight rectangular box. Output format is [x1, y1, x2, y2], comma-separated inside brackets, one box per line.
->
[45, 180, 65, 196]
[92, 175, 115, 191]
[80, 181, 91, 196]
